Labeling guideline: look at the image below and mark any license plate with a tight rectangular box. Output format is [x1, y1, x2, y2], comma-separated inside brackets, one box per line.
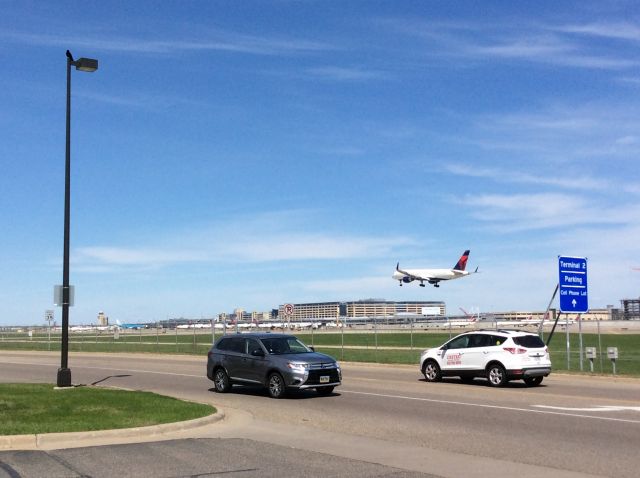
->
[320, 376, 330, 383]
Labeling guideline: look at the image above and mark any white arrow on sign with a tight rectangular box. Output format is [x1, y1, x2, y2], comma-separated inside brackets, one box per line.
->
[572, 299, 577, 307]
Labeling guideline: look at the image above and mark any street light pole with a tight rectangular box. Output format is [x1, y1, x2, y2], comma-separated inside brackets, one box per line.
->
[57, 50, 98, 388]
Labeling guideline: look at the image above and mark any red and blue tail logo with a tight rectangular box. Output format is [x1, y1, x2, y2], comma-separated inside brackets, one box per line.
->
[453, 250, 470, 271]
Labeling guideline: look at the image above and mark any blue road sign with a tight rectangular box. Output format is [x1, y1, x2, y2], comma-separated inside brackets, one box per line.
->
[558, 256, 588, 313]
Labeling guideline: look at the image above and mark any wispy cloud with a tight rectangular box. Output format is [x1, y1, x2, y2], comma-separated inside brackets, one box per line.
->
[444, 163, 607, 191]
[470, 36, 636, 69]
[1, 28, 334, 57]
[305, 66, 389, 81]
[466, 101, 640, 163]
[456, 193, 640, 232]
[302, 276, 390, 294]
[383, 19, 639, 70]
[73, 211, 414, 272]
[552, 22, 640, 42]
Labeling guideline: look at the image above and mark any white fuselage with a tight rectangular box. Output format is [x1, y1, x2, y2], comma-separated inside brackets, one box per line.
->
[392, 268, 467, 282]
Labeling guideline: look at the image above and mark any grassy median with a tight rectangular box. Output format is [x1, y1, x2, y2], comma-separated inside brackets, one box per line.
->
[0, 383, 215, 436]
[1, 330, 639, 376]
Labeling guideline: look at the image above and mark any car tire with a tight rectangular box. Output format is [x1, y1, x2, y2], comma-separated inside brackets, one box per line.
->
[487, 363, 507, 387]
[267, 372, 286, 399]
[213, 368, 231, 393]
[316, 386, 335, 396]
[422, 360, 442, 382]
[524, 376, 543, 387]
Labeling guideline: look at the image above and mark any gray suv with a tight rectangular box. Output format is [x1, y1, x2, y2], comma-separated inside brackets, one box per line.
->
[206, 333, 341, 398]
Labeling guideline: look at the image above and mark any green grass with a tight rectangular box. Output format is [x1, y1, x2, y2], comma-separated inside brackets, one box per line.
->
[302, 331, 640, 375]
[0, 383, 215, 435]
[1, 330, 639, 376]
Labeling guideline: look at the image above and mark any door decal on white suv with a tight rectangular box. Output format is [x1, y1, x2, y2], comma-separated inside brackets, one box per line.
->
[447, 353, 462, 366]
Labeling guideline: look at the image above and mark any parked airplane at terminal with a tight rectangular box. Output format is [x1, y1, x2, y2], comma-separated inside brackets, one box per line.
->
[393, 250, 477, 287]
[440, 317, 478, 328]
[115, 320, 148, 330]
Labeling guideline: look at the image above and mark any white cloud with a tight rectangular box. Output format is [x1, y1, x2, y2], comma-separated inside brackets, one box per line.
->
[445, 163, 607, 190]
[384, 19, 638, 70]
[73, 211, 414, 271]
[305, 66, 389, 81]
[554, 22, 640, 42]
[302, 276, 391, 294]
[1, 29, 334, 57]
[457, 193, 640, 232]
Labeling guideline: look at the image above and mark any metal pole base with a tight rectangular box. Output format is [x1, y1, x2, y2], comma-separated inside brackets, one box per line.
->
[56, 368, 72, 387]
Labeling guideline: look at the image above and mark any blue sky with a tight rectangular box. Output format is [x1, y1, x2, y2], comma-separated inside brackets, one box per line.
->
[1, 1, 639, 326]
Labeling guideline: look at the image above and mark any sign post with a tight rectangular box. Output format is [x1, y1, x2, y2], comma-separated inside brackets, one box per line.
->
[284, 303, 294, 329]
[45, 310, 54, 351]
[558, 256, 588, 371]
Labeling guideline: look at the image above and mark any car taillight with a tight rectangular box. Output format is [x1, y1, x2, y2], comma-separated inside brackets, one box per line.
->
[503, 347, 526, 354]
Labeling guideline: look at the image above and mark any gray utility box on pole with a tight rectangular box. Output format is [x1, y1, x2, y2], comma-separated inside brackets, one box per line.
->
[607, 347, 619, 375]
[585, 347, 597, 372]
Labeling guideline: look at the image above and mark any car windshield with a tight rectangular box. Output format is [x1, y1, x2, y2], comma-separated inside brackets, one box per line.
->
[260, 337, 311, 355]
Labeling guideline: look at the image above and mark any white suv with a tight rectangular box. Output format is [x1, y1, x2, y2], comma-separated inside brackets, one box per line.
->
[420, 330, 551, 387]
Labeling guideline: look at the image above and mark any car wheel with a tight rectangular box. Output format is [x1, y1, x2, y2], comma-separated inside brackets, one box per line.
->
[267, 372, 286, 399]
[487, 364, 507, 387]
[422, 360, 442, 382]
[316, 386, 335, 396]
[213, 368, 231, 393]
[524, 376, 543, 387]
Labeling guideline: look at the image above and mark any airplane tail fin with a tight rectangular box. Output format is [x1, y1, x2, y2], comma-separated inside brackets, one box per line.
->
[453, 250, 470, 271]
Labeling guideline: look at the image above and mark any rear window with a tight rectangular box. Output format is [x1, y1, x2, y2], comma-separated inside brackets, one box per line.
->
[216, 338, 232, 351]
[216, 337, 245, 353]
[513, 335, 545, 348]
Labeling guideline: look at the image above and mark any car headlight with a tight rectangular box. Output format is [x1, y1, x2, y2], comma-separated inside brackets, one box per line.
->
[287, 362, 310, 373]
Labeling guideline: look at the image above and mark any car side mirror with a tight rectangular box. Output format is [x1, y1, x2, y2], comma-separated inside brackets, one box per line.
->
[309, 346, 315, 352]
[251, 349, 265, 357]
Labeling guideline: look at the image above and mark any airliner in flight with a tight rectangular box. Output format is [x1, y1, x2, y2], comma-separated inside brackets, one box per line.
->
[393, 250, 477, 287]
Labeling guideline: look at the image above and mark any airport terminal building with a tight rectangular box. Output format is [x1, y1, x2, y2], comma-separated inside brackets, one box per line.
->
[276, 300, 445, 322]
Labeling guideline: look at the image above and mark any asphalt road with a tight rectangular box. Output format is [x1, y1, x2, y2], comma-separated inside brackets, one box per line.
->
[1, 351, 639, 478]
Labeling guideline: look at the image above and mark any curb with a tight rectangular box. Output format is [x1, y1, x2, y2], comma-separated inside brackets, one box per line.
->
[0, 411, 224, 451]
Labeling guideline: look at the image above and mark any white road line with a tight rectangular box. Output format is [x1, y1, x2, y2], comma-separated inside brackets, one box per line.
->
[340, 390, 640, 424]
[534, 405, 640, 412]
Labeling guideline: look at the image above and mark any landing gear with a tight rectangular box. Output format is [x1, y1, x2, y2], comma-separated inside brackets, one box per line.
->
[419, 282, 425, 287]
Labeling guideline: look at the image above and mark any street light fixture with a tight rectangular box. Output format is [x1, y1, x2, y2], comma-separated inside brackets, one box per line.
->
[57, 50, 98, 388]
